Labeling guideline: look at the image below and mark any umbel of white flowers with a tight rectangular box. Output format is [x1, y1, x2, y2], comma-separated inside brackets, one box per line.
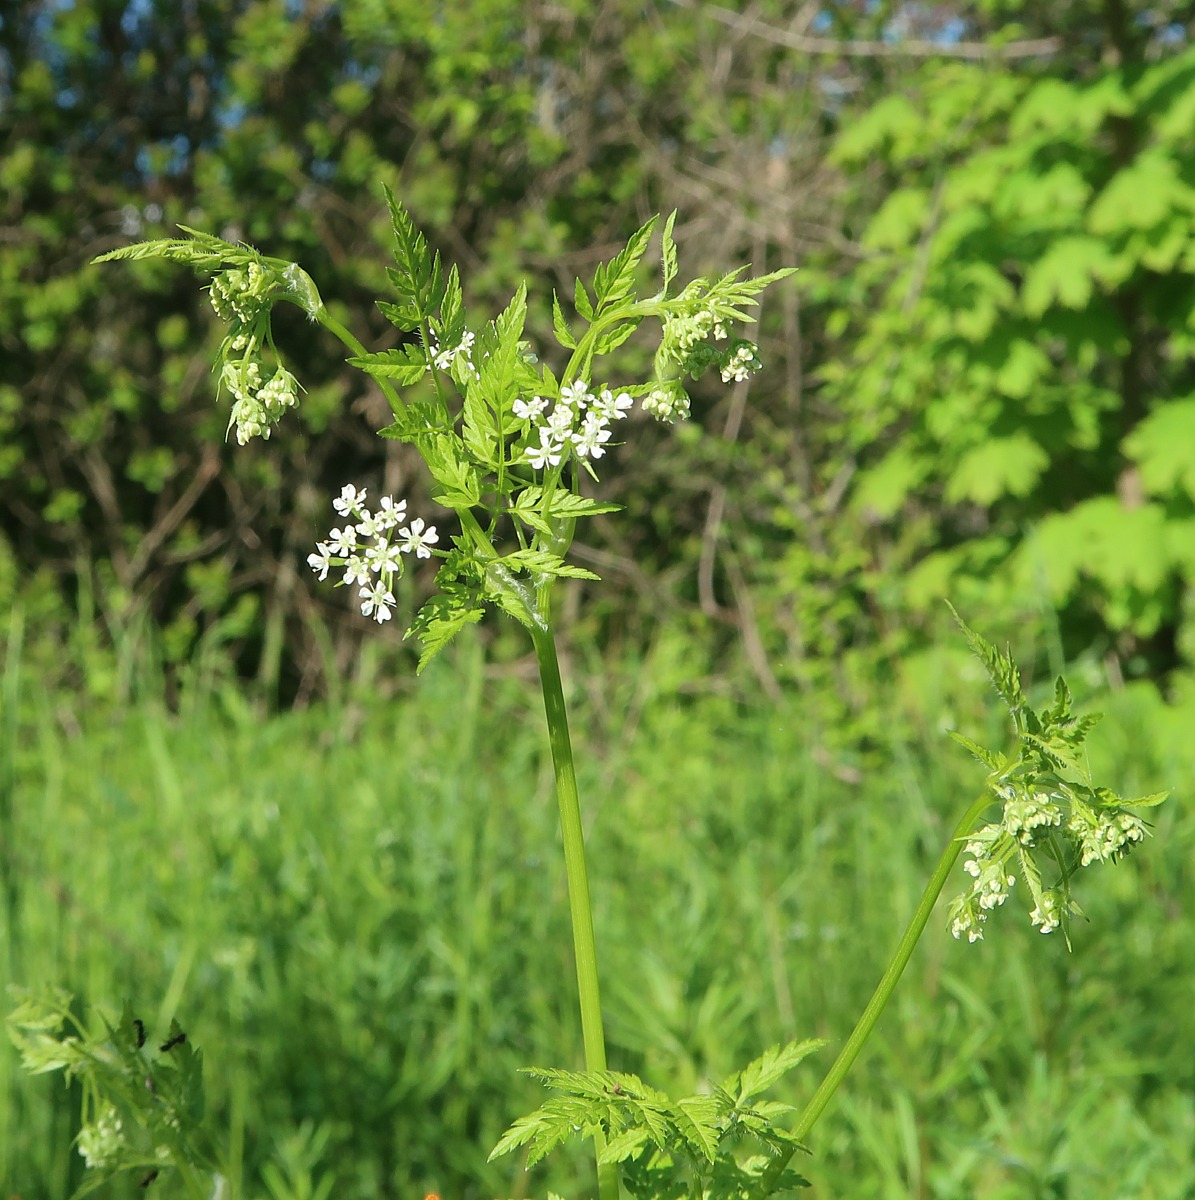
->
[307, 485, 439, 626]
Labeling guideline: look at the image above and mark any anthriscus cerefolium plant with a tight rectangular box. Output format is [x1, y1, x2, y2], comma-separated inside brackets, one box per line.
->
[7, 195, 1166, 1200]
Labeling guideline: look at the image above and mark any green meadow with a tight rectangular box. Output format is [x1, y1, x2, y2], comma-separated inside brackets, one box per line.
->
[2, 628, 1190, 1200]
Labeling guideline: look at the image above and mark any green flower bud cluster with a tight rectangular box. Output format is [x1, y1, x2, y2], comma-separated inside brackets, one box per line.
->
[944, 605, 1166, 946]
[1069, 799, 1147, 866]
[654, 288, 764, 407]
[719, 339, 763, 383]
[208, 261, 274, 324]
[207, 264, 303, 445]
[949, 774, 1154, 943]
[222, 357, 300, 446]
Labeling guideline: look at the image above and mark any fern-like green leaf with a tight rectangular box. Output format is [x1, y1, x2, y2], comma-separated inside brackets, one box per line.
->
[349, 345, 428, 384]
[671, 1095, 722, 1162]
[551, 291, 577, 348]
[946, 601, 1025, 718]
[599, 1125, 652, 1164]
[407, 591, 485, 674]
[726, 1038, 826, 1105]
[93, 226, 245, 271]
[1125, 790, 1169, 809]
[382, 185, 444, 323]
[592, 215, 658, 311]
[947, 730, 1005, 773]
[503, 549, 601, 581]
[661, 210, 679, 291]
[573, 277, 594, 322]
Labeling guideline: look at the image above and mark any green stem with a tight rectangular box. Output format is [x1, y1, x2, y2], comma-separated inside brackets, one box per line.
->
[529, 618, 620, 1200]
[310, 306, 509, 568]
[314, 308, 405, 418]
[750, 790, 993, 1199]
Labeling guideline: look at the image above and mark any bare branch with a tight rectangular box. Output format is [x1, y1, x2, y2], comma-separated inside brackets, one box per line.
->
[669, 0, 1063, 60]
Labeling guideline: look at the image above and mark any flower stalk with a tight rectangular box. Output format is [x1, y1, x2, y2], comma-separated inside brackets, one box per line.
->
[530, 617, 620, 1200]
[748, 790, 994, 1200]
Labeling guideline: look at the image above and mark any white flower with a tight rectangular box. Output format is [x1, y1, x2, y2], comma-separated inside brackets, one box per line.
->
[545, 404, 577, 438]
[343, 554, 371, 587]
[333, 483, 367, 518]
[355, 508, 384, 538]
[642, 385, 691, 424]
[513, 394, 549, 421]
[307, 542, 332, 581]
[1030, 891, 1061, 934]
[374, 495, 407, 530]
[359, 581, 395, 624]
[77, 1106, 124, 1168]
[327, 526, 357, 555]
[257, 367, 299, 412]
[525, 427, 565, 470]
[432, 329, 477, 372]
[398, 517, 439, 559]
[572, 412, 612, 459]
[366, 539, 402, 575]
[1004, 792, 1064, 846]
[592, 388, 633, 421]
[950, 906, 985, 943]
[559, 380, 592, 408]
[720, 343, 760, 383]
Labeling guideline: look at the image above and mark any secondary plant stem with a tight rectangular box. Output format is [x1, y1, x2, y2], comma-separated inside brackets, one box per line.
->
[314, 309, 405, 417]
[530, 620, 620, 1200]
[750, 790, 994, 1200]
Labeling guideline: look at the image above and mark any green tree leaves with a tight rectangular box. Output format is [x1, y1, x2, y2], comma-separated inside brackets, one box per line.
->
[819, 36, 1195, 677]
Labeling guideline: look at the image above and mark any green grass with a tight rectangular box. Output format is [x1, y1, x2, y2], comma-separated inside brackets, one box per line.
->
[1, 630, 1191, 1199]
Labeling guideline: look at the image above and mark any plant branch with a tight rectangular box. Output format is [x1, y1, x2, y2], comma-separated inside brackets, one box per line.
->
[313, 307, 405, 418]
[749, 789, 994, 1199]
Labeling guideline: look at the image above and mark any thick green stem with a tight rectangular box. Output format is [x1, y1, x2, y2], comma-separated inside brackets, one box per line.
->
[530, 620, 620, 1200]
[750, 791, 994, 1199]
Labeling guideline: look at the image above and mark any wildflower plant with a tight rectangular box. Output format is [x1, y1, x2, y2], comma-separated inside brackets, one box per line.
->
[6, 987, 218, 1199]
[942, 602, 1166, 947]
[11, 194, 1166, 1200]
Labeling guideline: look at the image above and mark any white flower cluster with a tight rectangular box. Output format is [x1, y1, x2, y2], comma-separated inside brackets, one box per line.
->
[222, 357, 300, 445]
[950, 828, 1017, 942]
[431, 330, 479, 377]
[1069, 805, 1146, 866]
[951, 780, 1151, 943]
[641, 383, 691, 424]
[720, 342, 763, 383]
[1030, 889, 1063, 934]
[77, 1105, 124, 1168]
[307, 484, 440, 625]
[515, 380, 633, 470]
[209, 262, 272, 325]
[660, 301, 763, 387]
[1000, 789, 1064, 845]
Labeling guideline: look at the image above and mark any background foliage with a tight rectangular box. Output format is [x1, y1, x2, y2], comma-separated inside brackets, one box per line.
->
[7, 0, 1195, 733]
